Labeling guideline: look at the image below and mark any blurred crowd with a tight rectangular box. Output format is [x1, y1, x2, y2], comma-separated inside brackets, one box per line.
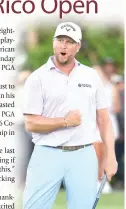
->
[93, 57, 124, 193]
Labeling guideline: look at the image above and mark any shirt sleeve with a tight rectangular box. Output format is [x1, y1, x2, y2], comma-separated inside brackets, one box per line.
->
[23, 73, 44, 115]
[95, 73, 109, 110]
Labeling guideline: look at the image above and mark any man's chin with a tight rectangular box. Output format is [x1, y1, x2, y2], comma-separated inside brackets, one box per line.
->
[58, 57, 68, 64]
[59, 60, 68, 65]
[55, 55, 69, 65]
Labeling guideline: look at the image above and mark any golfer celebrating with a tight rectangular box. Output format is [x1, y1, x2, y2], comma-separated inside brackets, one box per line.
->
[23, 22, 117, 209]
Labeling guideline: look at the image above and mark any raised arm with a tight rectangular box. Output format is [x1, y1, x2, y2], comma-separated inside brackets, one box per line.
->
[24, 110, 81, 133]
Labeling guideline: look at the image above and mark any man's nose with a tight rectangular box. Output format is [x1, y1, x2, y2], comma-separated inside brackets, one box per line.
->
[61, 40, 67, 48]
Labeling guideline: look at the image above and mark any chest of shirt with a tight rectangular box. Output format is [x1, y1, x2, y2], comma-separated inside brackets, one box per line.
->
[42, 72, 97, 107]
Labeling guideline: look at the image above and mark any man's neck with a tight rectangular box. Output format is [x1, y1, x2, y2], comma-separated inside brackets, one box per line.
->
[53, 56, 75, 76]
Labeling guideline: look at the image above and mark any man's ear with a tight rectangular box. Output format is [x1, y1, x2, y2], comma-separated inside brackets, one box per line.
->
[77, 43, 81, 53]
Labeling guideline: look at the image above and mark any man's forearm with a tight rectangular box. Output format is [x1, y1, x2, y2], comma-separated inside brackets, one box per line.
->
[96, 108, 118, 180]
[98, 119, 115, 157]
[25, 115, 66, 133]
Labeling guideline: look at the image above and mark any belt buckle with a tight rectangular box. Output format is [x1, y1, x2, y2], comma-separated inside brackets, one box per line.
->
[62, 146, 67, 152]
[62, 146, 68, 152]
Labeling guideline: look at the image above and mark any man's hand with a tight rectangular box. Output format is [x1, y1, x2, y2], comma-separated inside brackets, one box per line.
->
[98, 162, 105, 181]
[64, 110, 81, 127]
[104, 156, 118, 181]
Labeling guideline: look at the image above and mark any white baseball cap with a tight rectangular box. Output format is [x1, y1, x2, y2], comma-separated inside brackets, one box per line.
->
[54, 22, 82, 43]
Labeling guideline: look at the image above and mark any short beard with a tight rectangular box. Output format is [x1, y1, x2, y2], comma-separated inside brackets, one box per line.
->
[55, 54, 72, 65]
[58, 59, 68, 65]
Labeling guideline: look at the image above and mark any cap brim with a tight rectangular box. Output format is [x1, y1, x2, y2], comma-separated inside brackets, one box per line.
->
[54, 32, 79, 43]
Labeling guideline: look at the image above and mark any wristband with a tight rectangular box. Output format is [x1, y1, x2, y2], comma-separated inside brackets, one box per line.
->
[64, 117, 68, 128]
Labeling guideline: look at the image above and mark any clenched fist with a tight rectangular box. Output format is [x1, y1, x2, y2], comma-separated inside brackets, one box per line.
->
[64, 110, 81, 127]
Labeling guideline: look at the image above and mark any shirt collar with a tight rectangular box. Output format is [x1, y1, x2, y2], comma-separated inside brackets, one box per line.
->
[46, 56, 80, 71]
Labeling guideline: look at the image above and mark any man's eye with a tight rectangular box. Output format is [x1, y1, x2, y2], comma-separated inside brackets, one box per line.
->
[58, 39, 63, 42]
[68, 40, 74, 44]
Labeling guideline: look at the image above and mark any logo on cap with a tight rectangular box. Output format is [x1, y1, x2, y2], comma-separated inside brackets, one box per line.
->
[61, 24, 76, 32]
[66, 28, 71, 32]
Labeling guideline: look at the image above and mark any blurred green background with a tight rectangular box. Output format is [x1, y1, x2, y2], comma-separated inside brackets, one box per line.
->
[17, 190, 124, 209]
[22, 26, 124, 74]
[52, 190, 124, 209]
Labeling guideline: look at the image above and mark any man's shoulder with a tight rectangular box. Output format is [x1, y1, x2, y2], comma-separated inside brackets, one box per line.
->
[79, 63, 98, 77]
[27, 64, 48, 78]
[24, 64, 48, 85]
[79, 63, 96, 73]
[32, 64, 48, 76]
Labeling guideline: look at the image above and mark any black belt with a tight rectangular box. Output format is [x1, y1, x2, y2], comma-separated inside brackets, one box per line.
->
[52, 143, 92, 151]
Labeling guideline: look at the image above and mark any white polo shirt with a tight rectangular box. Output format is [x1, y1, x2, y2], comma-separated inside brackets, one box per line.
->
[23, 57, 108, 146]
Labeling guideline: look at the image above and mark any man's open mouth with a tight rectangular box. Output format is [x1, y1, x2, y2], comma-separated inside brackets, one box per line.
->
[61, 52, 67, 56]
